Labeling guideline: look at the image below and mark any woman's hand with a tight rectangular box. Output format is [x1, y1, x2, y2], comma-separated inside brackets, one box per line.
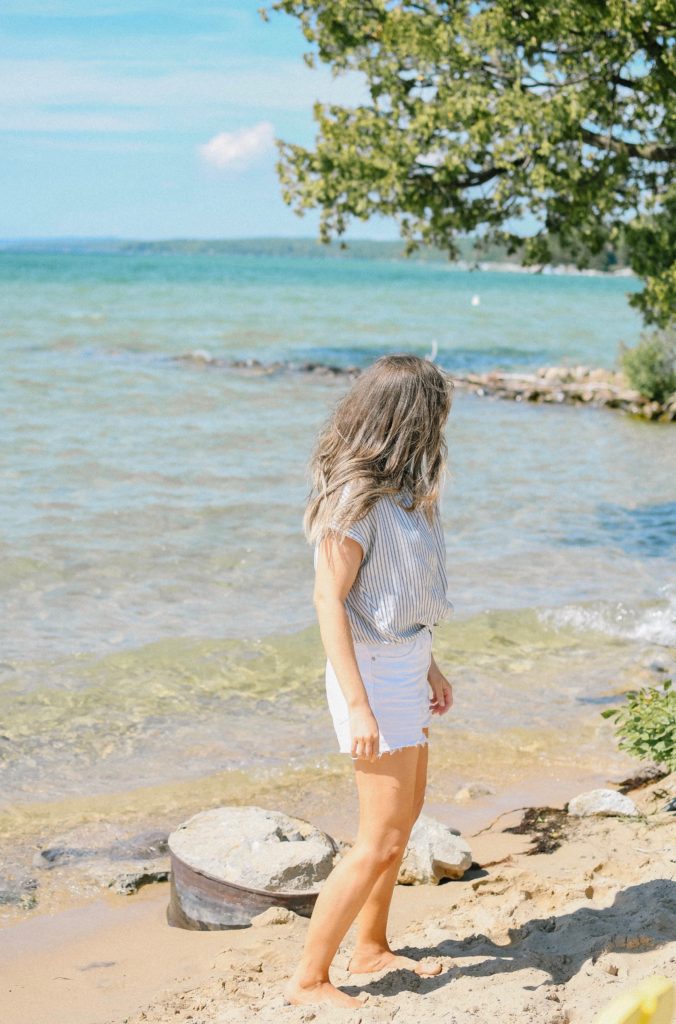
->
[428, 658, 453, 716]
[349, 705, 380, 762]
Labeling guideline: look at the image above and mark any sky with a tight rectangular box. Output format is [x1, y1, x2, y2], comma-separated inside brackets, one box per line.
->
[0, 0, 400, 239]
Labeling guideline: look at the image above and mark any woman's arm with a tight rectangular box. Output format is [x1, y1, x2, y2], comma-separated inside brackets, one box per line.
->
[314, 534, 380, 761]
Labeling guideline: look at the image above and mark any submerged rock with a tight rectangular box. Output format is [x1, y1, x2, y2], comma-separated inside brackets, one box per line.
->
[32, 828, 171, 896]
[397, 814, 472, 884]
[0, 874, 39, 909]
[567, 789, 640, 817]
[33, 829, 169, 869]
[455, 782, 495, 801]
[108, 866, 170, 895]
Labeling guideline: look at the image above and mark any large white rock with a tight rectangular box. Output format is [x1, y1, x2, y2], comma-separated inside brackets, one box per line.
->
[397, 814, 472, 884]
[567, 789, 639, 818]
[169, 806, 337, 893]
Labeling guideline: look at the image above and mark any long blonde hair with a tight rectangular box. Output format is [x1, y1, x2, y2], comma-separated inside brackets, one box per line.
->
[303, 354, 454, 546]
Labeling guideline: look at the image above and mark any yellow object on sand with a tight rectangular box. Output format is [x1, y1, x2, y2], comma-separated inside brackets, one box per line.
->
[593, 976, 674, 1024]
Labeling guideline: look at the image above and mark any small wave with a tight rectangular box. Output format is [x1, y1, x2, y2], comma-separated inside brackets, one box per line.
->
[539, 588, 676, 647]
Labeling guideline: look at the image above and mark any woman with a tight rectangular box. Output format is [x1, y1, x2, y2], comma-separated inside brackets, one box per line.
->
[284, 353, 455, 1009]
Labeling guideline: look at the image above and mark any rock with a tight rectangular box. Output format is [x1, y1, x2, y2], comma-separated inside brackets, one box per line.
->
[33, 829, 169, 870]
[642, 401, 664, 420]
[80, 856, 170, 894]
[567, 789, 639, 817]
[0, 874, 39, 908]
[168, 806, 338, 893]
[33, 846, 90, 869]
[397, 814, 472, 884]
[617, 389, 644, 403]
[107, 865, 170, 895]
[31, 828, 171, 896]
[589, 367, 611, 382]
[250, 906, 298, 927]
[109, 829, 169, 860]
[455, 782, 495, 801]
[614, 763, 668, 793]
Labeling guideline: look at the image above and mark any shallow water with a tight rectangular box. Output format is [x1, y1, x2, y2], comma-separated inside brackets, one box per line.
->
[1, 251, 674, 836]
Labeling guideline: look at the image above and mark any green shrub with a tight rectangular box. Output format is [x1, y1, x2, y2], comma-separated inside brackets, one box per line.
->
[619, 328, 676, 403]
[601, 679, 675, 771]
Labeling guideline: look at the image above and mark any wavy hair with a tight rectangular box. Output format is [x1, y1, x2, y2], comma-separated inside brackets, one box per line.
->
[303, 353, 454, 546]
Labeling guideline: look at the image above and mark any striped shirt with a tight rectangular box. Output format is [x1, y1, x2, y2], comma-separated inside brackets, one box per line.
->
[314, 485, 454, 645]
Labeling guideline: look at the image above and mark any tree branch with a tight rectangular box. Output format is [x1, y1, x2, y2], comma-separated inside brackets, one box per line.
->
[610, 74, 643, 90]
[581, 128, 675, 162]
[410, 157, 528, 189]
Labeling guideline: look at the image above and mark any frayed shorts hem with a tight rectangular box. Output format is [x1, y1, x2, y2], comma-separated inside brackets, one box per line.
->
[344, 736, 429, 761]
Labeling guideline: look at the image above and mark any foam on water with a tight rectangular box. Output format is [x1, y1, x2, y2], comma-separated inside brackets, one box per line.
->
[538, 586, 676, 648]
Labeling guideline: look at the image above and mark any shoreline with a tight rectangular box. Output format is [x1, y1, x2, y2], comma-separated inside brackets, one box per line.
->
[2, 770, 673, 1024]
[0, 720, 643, 929]
[0, 738, 648, 928]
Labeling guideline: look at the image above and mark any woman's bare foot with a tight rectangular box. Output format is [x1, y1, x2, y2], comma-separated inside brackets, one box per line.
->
[283, 977, 366, 1008]
[347, 947, 443, 978]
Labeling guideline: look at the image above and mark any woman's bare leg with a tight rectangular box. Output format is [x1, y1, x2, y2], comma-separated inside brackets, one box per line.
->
[283, 744, 420, 1007]
[347, 729, 443, 977]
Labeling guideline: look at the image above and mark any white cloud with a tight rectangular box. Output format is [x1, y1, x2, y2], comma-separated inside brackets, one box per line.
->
[198, 122, 275, 170]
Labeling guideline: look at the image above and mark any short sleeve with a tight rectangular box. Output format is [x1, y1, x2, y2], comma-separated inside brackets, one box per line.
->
[332, 481, 376, 563]
[314, 483, 376, 567]
[341, 510, 375, 563]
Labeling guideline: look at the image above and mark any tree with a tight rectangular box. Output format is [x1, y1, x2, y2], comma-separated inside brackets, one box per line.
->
[265, 0, 675, 326]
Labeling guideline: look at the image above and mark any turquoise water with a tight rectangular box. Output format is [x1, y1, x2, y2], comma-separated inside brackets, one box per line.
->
[1, 252, 674, 812]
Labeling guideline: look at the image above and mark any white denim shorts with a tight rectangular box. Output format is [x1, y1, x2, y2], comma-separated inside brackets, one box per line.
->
[325, 626, 433, 759]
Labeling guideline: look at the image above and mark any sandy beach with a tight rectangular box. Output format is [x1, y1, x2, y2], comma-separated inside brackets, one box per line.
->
[3, 769, 674, 1024]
